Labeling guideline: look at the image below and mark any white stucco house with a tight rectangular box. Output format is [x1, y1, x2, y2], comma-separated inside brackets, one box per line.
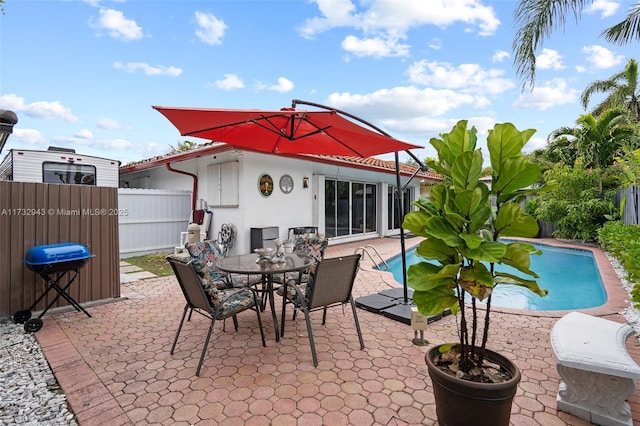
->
[119, 142, 439, 254]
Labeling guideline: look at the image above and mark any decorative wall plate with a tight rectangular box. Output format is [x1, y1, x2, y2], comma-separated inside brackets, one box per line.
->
[279, 174, 294, 194]
[258, 174, 274, 197]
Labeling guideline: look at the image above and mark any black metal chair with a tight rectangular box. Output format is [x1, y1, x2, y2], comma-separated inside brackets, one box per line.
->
[279, 254, 364, 366]
[166, 255, 266, 376]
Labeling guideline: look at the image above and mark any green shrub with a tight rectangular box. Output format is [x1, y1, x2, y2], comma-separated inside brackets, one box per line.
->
[598, 221, 640, 307]
[532, 161, 619, 241]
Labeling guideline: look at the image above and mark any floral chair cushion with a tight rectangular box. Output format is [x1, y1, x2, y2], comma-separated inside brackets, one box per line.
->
[186, 240, 229, 290]
[293, 236, 328, 265]
[273, 235, 328, 285]
[186, 240, 261, 289]
[211, 287, 257, 316]
[276, 280, 306, 299]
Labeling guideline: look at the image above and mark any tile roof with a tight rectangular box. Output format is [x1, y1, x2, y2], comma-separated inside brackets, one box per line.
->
[120, 141, 441, 181]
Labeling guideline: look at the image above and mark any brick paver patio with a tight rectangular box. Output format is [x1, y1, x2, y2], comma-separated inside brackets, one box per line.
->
[36, 237, 640, 425]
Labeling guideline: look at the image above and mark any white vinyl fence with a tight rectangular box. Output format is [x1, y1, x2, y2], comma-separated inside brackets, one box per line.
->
[118, 188, 191, 257]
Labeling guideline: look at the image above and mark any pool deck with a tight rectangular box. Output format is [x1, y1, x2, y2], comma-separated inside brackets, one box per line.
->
[35, 236, 640, 425]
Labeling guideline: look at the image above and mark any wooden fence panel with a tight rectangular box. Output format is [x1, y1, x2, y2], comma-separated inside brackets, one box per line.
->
[0, 181, 120, 317]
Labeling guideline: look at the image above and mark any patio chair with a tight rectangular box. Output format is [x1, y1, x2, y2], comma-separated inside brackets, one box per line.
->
[186, 240, 262, 289]
[273, 234, 328, 286]
[279, 254, 364, 366]
[166, 255, 266, 376]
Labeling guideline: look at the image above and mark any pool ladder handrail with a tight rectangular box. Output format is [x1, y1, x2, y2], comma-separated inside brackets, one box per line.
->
[354, 245, 389, 271]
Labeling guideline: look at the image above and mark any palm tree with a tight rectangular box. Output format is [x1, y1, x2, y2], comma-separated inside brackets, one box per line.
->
[543, 131, 580, 166]
[547, 108, 635, 168]
[513, 1, 640, 90]
[581, 59, 640, 120]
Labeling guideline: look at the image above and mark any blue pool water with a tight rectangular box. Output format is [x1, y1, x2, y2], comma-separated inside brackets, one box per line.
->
[382, 243, 607, 310]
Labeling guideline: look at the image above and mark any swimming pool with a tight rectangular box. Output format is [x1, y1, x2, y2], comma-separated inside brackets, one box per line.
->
[382, 242, 607, 310]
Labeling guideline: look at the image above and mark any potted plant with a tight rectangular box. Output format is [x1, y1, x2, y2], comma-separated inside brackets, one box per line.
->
[403, 120, 548, 426]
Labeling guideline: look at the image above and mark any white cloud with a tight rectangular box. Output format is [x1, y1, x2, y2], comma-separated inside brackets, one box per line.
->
[268, 77, 294, 93]
[303, 0, 500, 36]
[91, 8, 143, 41]
[0, 94, 79, 122]
[582, 45, 625, 69]
[96, 117, 121, 129]
[99, 138, 135, 150]
[214, 74, 244, 90]
[195, 11, 227, 45]
[492, 50, 509, 63]
[113, 62, 183, 76]
[512, 78, 579, 111]
[536, 48, 566, 70]
[524, 136, 549, 152]
[12, 128, 46, 145]
[407, 60, 514, 94]
[74, 129, 94, 140]
[342, 35, 410, 58]
[585, 0, 619, 17]
[299, 0, 500, 58]
[51, 136, 133, 151]
[327, 86, 478, 119]
[298, 0, 358, 39]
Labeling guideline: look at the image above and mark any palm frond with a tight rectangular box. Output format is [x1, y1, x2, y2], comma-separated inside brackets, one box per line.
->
[513, 0, 591, 90]
[602, 4, 640, 45]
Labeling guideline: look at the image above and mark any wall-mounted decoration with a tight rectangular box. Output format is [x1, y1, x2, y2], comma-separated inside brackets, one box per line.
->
[258, 174, 274, 197]
[280, 174, 294, 194]
[303, 176, 309, 188]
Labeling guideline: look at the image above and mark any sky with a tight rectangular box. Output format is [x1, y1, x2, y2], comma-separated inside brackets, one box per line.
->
[1, 0, 639, 166]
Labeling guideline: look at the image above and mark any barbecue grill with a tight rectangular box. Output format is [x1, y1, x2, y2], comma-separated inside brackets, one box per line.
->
[14, 242, 94, 332]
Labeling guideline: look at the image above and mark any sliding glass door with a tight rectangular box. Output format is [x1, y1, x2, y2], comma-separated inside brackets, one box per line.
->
[324, 179, 377, 238]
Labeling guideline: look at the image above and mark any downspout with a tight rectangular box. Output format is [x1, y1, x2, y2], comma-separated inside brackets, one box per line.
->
[166, 162, 198, 210]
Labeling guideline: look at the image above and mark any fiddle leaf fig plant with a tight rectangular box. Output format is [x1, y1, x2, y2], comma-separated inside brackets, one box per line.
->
[403, 120, 548, 381]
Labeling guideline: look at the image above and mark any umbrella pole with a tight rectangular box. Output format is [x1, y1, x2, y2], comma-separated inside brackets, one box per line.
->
[395, 152, 410, 304]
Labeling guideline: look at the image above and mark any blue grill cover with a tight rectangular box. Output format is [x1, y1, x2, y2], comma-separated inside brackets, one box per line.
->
[24, 243, 92, 267]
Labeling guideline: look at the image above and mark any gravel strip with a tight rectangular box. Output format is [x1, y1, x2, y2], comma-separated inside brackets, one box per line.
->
[0, 319, 76, 425]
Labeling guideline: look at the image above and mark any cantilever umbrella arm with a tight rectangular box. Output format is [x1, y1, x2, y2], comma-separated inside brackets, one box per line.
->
[292, 99, 416, 304]
[292, 98, 429, 177]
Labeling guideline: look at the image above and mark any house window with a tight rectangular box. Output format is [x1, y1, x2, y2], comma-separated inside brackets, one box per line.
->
[207, 161, 239, 207]
[387, 185, 412, 231]
[43, 162, 96, 185]
[324, 179, 377, 238]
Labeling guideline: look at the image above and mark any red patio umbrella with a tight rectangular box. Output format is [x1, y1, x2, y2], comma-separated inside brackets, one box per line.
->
[152, 105, 422, 157]
[153, 101, 424, 322]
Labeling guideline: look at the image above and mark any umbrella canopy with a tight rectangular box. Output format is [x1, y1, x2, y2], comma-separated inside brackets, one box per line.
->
[153, 106, 422, 157]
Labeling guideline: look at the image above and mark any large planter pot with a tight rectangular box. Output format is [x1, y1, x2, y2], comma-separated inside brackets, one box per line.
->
[426, 345, 521, 426]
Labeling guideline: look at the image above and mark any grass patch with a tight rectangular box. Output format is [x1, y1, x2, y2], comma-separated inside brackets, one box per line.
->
[123, 252, 174, 277]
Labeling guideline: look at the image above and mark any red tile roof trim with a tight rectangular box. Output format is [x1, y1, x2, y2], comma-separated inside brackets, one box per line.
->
[120, 141, 441, 181]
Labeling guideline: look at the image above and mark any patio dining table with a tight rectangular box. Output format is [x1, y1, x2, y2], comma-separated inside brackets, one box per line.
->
[217, 253, 312, 342]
